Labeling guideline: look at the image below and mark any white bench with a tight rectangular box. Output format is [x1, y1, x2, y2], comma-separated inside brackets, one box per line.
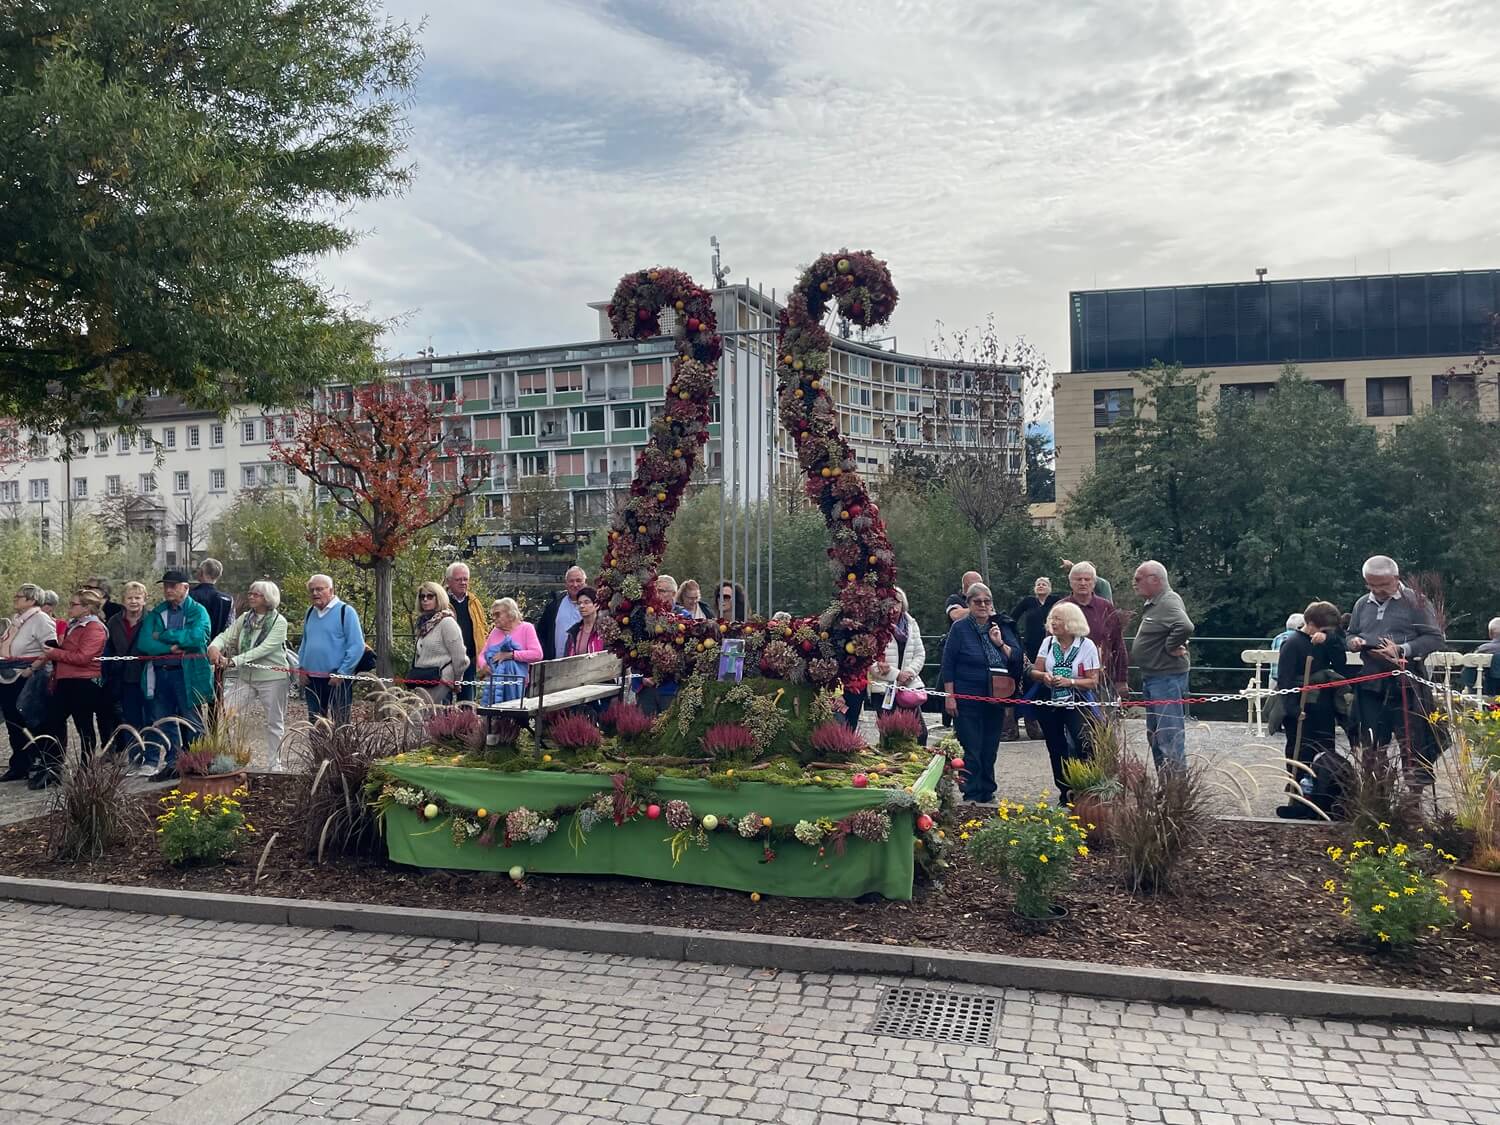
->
[1426, 651, 1495, 709]
[477, 651, 624, 727]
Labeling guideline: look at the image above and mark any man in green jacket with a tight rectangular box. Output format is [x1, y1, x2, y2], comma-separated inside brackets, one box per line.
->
[1130, 560, 1195, 771]
[136, 569, 213, 780]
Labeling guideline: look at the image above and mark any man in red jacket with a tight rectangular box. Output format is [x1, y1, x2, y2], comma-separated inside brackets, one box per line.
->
[1060, 562, 1129, 691]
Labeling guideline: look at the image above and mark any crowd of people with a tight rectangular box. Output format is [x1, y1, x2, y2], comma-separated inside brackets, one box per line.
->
[0, 549, 1487, 812]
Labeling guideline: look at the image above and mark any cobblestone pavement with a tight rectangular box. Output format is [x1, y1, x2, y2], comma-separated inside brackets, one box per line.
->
[2, 902, 1497, 1125]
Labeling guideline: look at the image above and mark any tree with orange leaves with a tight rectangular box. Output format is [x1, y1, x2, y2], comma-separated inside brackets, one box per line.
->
[272, 379, 485, 675]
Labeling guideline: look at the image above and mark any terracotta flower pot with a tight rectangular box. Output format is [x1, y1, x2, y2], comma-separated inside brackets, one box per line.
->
[1449, 865, 1500, 939]
[177, 770, 249, 805]
[1070, 793, 1114, 843]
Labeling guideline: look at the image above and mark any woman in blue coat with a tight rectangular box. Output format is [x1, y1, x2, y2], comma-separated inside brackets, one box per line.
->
[940, 581, 1024, 804]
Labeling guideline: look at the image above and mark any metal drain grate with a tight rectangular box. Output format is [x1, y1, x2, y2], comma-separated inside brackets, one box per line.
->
[870, 986, 998, 1046]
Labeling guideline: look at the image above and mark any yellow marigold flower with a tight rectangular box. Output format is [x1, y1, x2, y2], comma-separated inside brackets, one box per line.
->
[1077, 845, 1089, 857]
[1377, 931, 1390, 943]
[1037, 853, 1049, 863]
[1427, 710, 1443, 723]
[1352, 840, 1371, 849]
[1403, 886, 1418, 895]
[1377, 846, 1388, 855]
[1322, 879, 1337, 893]
[1008, 838, 1019, 846]
[1387, 891, 1399, 898]
[959, 832, 970, 841]
[1052, 834, 1065, 844]
[1439, 851, 1457, 863]
[1377, 821, 1390, 830]
[1391, 843, 1407, 856]
[1461, 889, 1473, 903]
[1371, 904, 1385, 913]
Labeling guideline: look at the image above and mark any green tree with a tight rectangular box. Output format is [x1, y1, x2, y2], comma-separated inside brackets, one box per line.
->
[1025, 429, 1056, 503]
[0, 0, 419, 431]
[205, 488, 319, 620]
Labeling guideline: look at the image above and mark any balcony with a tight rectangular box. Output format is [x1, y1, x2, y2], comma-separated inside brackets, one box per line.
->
[585, 471, 609, 487]
[609, 469, 633, 484]
[538, 427, 568, 446]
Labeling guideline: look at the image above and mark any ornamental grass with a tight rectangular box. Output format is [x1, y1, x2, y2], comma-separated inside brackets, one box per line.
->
[46, 751, 137, 862]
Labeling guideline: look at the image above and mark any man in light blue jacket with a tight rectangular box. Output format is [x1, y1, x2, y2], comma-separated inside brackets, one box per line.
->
[298, 574, 366, 723]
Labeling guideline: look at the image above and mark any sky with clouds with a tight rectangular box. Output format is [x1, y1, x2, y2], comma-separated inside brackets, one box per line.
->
[322, 0, 1500, 399]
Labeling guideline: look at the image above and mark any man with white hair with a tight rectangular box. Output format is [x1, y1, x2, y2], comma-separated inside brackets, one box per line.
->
[538, 565, 588, 661]
[1130, 560, 1195, 771]
[1346, 555, 1445, 780]
[1061, 562, 1128, 688]
[444, 561, 488, 703]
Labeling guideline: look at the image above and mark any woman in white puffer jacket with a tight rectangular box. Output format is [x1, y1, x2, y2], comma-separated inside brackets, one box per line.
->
[873, 587, 928, 744]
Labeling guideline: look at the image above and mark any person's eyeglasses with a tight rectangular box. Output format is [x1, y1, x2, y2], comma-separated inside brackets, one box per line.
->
[419, 592, 436, 600]
[69, 602, 83, 608]
[969, 597, 992, 605]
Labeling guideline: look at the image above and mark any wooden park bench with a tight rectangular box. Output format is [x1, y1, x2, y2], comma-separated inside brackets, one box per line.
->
[476, 651, 624, 737]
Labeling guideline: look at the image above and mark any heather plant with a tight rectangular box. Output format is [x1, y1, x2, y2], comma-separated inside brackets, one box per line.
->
[545, 711, 604, 752]
[601, 700, 655, 741]
[808, 721, 866, 761]
[423, 708, 486, 754]
[876, 707, 925, 751]
[700, 722, 757, 759]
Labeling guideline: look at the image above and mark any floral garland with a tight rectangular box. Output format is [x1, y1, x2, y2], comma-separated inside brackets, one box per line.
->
[593, 267, 723, 682]
[591, 251, 903, 692]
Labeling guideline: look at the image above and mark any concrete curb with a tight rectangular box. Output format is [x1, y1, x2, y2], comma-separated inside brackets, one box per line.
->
[3, 874, 1496, 1029]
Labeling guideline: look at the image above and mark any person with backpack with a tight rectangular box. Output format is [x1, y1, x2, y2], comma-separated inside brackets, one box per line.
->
[136, 569, 214, 781]
[297, 574, 366, 723]
[209, 580, 290, 770]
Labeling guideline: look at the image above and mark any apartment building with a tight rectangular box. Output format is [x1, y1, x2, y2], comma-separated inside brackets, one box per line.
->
[378, 283, 1025, 540]
[1054, 268, 1500, 502]
[0, 395, 304, 566]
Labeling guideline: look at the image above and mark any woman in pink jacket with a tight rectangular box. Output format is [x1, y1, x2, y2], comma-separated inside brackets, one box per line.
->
[478, 597, 543, 706]
[32, 588, 108, 787]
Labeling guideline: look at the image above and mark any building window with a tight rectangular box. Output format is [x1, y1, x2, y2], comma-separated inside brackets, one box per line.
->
[572, 407, 605, 433]
[74, 478, 88, 499]
[210, 424, 224, 447]
[210, 469, 226, 492]
[139, 472, 156, 493]
[1365, 377, 1412, 418]
[1432, 374, 1477, 406]
[26, 435, 46, 459]
[518, 371, 547, 395]
[1220, 382, 1274, 405]
[94, 432, 108, 455]
[186, 425, 200, 449]
[1313, 380, 1346, 400]
[106, 475, 120, 496]
[0, 481, 16, 503]
[612, 405, 646, 430]
[162, 427, 176, 449]
[1092, 388, 1133, 428]
[508, 413, 536, 438]
[428, 378, 456, 401]
[140, 428, 153, 450]
[116, 431, 131, 454]
[520, 453, 548, 477]
[554, 367, 583, 392]
[243, 466, 258, 488]
[174, 471, 190, 494]
[631, 360, 665, 388]
[281, 416, 295, 438]
[285, 465, 296, 486]
[28, 478, 48, 501]
[243, 420, 258, 444]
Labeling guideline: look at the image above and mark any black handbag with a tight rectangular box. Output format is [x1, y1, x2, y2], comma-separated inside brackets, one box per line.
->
[17, 665, 50, 728]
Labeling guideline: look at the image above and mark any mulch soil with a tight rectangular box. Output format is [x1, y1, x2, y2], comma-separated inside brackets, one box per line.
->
[2, 774, 1496, 994]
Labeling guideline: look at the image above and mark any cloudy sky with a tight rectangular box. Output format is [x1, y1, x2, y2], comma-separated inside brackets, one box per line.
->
[322, 0, 1500, 393]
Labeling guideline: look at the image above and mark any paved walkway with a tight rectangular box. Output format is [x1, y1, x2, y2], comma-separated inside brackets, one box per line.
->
[1, 902, 1496, 1125]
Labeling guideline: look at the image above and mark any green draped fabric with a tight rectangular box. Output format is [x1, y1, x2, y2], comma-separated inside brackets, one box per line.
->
[379, 756, 943, 901]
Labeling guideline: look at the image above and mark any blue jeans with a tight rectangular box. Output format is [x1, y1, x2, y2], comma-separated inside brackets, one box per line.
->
[113, 682, 149, 763]
[149, 669, 203, 769]
[1142, 672, 1189, 771]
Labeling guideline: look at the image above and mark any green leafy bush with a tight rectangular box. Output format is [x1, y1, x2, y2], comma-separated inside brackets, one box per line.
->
[1324, 837, 1457, 948]
[966, 800, 1087, 918]
[156, 788, 253, 864]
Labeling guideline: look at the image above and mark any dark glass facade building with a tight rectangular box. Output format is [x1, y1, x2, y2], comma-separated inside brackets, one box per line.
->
[1069, 270, 1500, 373]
